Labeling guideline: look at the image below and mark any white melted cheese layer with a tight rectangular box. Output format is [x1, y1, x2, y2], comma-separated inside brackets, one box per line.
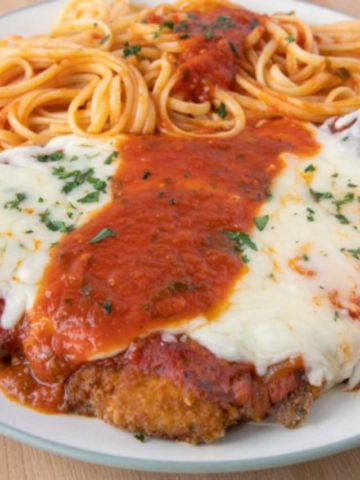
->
[182, 123, 360, 389]
[0, 136, 119, 329]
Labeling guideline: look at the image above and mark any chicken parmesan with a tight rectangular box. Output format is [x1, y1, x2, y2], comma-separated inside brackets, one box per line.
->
[1, 0, 360, 445]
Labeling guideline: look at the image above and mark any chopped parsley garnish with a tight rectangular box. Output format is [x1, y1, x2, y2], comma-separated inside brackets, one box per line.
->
[303, 254, 309, 261]
[334, 311, 339, 322]
[250, 19, 260, 29]
[86, 171, 107, 192]
[333, 213, 350, 225]
[99, 300, 112, 315]
[183, 172, 190, 178]
[100, 35, 110, 45]
[104, 151, 119, 165]
[134, 433, 145, 443]
[70, 155, 79, 162]
[204, 30, 214, 40]
[342, 136, 349, 142]
[215, 15, 235, 29]
[229, 41, 239, 58]
[61, 172, 88, 193]
[346, 248, 360, 260]
[304, 164, 316, 173]
[348, 182, 357, 188]
[40, 209, 74, 233]
[223, 230, 257, 263]
[57, 168, 107, 194]
[333, 192, 354, 212]
[77, 191, 100, 203]
[50, 221, 74, 233]
[217, 15, 230, 22]
[174, 20, 189, 32]
[286, 35, 295, 43]
[4, 193, 27, 211]
[85, 152, 100, 159]
[162, 20, 174, 29]
[25, 230, 33, 234]
[310, 189, 333, 202]
[123, 43, 142, 57]
[254, 215, 269, 231]
[89, 228, 116, 244]
[307, 208, 315, 222]
[142, 171, 152, 180]
[53, 166, 78, 179]
[218, 103, 227, 119]
[34, 151, 65, 163]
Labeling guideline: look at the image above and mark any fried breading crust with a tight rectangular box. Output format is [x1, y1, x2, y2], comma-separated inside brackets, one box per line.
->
[65, 334, 320, 444]
[67, 366, 243, 443]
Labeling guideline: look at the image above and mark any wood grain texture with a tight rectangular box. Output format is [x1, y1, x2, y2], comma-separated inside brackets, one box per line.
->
[0, 0, 359, 479]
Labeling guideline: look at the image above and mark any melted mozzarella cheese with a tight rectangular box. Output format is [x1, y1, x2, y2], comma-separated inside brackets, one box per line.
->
[0, 136, 119, 329]
[183, 119, 360, 389]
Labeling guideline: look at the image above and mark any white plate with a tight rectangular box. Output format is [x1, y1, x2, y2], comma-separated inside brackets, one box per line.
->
[0, 0, 357, 474]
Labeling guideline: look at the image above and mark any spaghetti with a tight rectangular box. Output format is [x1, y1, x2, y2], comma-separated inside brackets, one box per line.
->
[0, 0, 359, 148]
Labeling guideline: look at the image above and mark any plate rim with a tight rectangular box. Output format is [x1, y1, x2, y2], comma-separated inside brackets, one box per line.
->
[2, 416, 360, 473]
[0, 0, 357, 474]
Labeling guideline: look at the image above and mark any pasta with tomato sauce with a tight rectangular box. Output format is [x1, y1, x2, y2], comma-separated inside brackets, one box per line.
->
[0, 0, 359, 148]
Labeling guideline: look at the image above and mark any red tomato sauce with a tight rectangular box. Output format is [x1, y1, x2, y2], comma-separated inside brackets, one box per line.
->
[0, 119, 318, 411]
[176, 7, 262, 101]
[149, 6, 263, 102]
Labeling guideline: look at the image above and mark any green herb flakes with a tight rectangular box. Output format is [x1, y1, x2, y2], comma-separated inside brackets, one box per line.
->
[218, 103, 227, 119]
[34, 151, 65, 163]
[89, 228, 116, 244]
[307, 208, 315, 222]
[4, 193, 27, 211]
[123, 44, 142, 57]
[134, 433, 145, 443]
[310, 189, 333, 202]
[104, 151, 119, 165]
[77, 192, 100, 203]
[142, 171, 152, 180]
[223, 230, 257, 263]
[100, 35, 110, 45]
[99, 300, 112, 315]
[254, 215, 269, 231]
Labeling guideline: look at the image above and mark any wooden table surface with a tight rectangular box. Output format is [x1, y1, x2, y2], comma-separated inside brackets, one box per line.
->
[0, 0, 359, 479]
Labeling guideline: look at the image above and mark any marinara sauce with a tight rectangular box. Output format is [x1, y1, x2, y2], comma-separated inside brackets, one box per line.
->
[149, 5, 264, 101]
